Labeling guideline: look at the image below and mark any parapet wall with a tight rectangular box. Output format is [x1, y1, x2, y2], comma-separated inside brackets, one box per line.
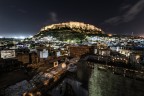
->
[89, 65, 144, 96]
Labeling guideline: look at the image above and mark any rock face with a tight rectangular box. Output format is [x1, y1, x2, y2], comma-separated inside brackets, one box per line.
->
[40, 21, 104, 34]
[89, 65, 144, 96]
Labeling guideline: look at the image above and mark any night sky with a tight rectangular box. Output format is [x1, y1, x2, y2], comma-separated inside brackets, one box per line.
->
[0, 0, 144, 37]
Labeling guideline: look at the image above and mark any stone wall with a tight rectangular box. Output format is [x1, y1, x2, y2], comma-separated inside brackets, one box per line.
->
[89, 65, 144, 96]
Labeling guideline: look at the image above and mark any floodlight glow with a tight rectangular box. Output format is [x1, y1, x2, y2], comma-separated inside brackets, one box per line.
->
[71, 40, 74, 43]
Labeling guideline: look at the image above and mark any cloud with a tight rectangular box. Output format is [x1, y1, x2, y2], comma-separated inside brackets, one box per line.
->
[105, 0, 144, 25]
[43, 12, 58, 25]
[123, 0, 144, 22]
[49, 12, 58, 22]
[17, 9, 27, 14]
[105, 16, 122, 25]
[120, 4, 131, 11]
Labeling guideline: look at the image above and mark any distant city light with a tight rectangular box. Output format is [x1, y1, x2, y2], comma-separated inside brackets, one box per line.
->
[20, 36, 25, 39]
[29, 35, 33, 38]
[13, 36, 25, 39]
[14, 37, 18, 39]
[108, 34, 112, 37]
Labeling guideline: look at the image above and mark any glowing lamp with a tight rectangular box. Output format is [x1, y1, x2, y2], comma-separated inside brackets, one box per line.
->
[61, 63, 66, 69]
